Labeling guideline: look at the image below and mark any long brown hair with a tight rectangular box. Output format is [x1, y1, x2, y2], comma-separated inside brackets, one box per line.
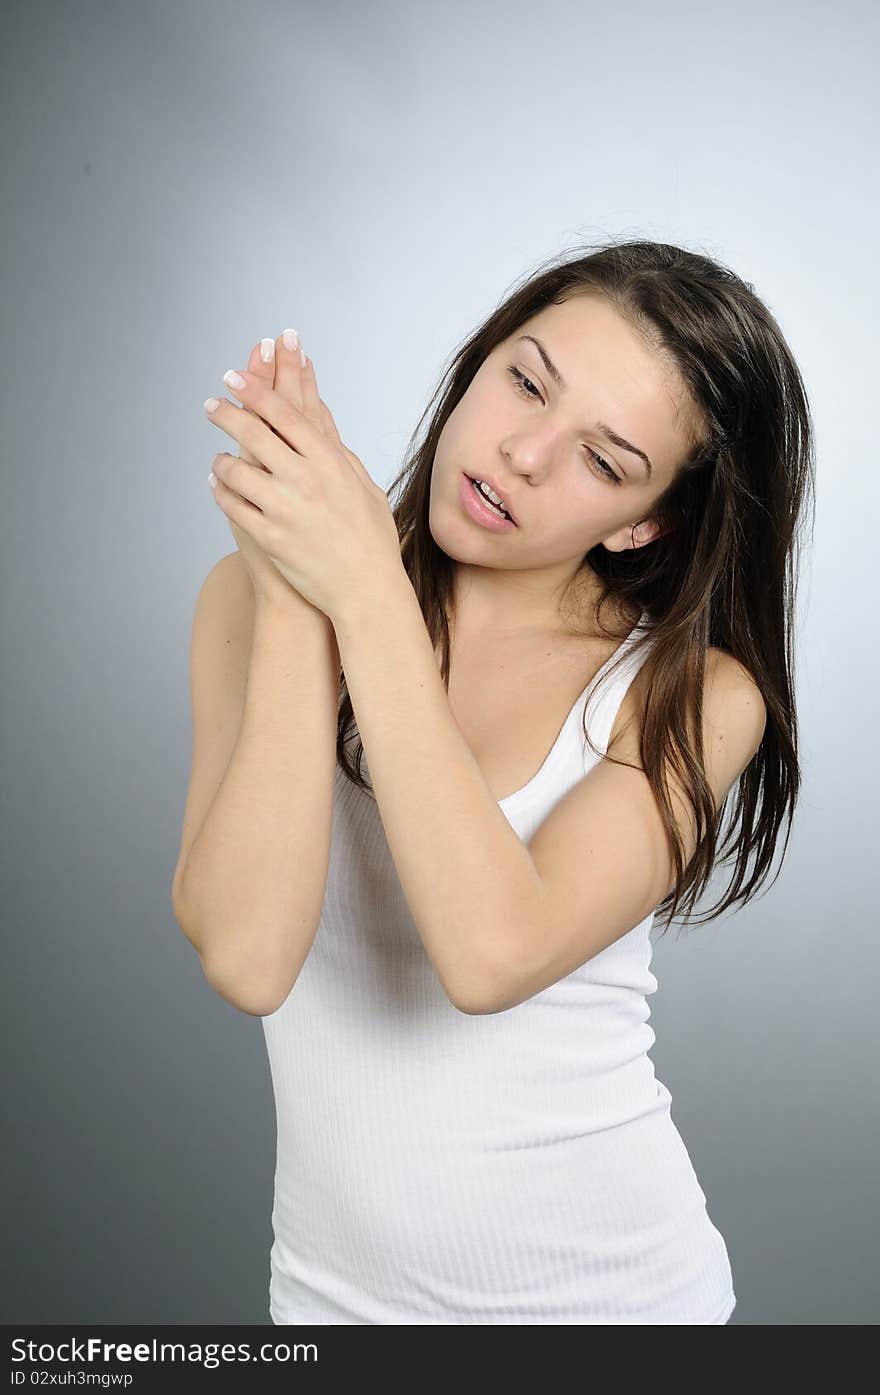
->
[335, 238, 814, 934]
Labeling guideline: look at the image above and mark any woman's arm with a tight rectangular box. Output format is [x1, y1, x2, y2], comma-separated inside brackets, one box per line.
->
[333, 571, 544, 1015]
[173, 590, 341, 1017]
[334, 578, 767, 1017]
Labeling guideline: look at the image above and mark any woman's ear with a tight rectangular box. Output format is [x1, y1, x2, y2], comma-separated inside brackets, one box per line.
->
[601, 514, 671, 551]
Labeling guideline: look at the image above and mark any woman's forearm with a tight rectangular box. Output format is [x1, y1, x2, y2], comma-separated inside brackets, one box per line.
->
[176, 601, 341, 1016]
[332, 571, 543, 1014]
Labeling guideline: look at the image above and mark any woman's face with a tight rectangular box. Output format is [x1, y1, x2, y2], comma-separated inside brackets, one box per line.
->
[429, 293, 697, 589]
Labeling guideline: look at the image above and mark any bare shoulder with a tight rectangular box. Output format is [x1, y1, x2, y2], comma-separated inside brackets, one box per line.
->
[609, 643, 768, 793]
[207, 548, 256, 609]
[197, 550, 256, 641]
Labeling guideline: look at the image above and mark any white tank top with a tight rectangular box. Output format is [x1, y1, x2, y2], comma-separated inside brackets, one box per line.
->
[261, 610, 736, 1324]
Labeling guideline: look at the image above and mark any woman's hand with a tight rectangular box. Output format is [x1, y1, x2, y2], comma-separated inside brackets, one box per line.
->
[217, 330, 344, 615]
[205, 351, 403, 625]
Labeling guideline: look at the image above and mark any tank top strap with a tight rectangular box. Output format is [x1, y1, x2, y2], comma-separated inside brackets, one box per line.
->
[581, 612, 655, 759]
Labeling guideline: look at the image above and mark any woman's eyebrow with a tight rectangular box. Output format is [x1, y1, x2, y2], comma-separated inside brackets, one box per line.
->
[516, 334, 654, 478]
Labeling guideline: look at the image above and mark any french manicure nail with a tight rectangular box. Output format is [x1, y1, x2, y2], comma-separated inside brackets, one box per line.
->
[282, 327, 299, 351]
[223, 369, 246, 390]
[260, 338, 275, 363]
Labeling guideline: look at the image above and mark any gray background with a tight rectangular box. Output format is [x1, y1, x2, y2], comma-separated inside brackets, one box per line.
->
[3, 0, 877, 1326]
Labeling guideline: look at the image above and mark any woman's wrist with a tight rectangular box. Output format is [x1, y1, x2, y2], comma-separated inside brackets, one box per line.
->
[255, 588, 331, 628]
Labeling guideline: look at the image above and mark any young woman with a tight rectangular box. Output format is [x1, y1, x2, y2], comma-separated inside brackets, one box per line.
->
[174, 239, 810, 1324]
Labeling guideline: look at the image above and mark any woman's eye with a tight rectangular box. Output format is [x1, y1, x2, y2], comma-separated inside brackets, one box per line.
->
[506, 363, 542, 400]
[504, 363, 623, 486]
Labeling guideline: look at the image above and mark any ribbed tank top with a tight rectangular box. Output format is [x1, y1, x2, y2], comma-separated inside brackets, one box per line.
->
[261, 610, 736, 1324]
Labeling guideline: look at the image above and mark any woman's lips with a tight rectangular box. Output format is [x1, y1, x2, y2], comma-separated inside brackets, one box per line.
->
[458, 472, 518, 532]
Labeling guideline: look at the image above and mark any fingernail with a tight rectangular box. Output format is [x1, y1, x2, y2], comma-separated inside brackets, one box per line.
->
[282, 327, 299, 351]
[260, 337, 275, 363]
[300, 345, 307, 368]
[208, 472, 217, 489]
[223, 369, 247, 390]
[204, 397, 220, 413]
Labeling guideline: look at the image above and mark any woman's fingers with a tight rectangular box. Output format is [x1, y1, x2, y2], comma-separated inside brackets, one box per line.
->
[228, 329, 348, 469]
[238, 338, 277, 472]
[272, 329, 308, 422]
[297, 341, 325, 430]
[278, 331, 346, 452]
[297, 349, 350, 455]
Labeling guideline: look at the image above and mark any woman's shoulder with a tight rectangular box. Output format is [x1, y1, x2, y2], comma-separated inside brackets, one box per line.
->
[608, 644, 766, 762]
